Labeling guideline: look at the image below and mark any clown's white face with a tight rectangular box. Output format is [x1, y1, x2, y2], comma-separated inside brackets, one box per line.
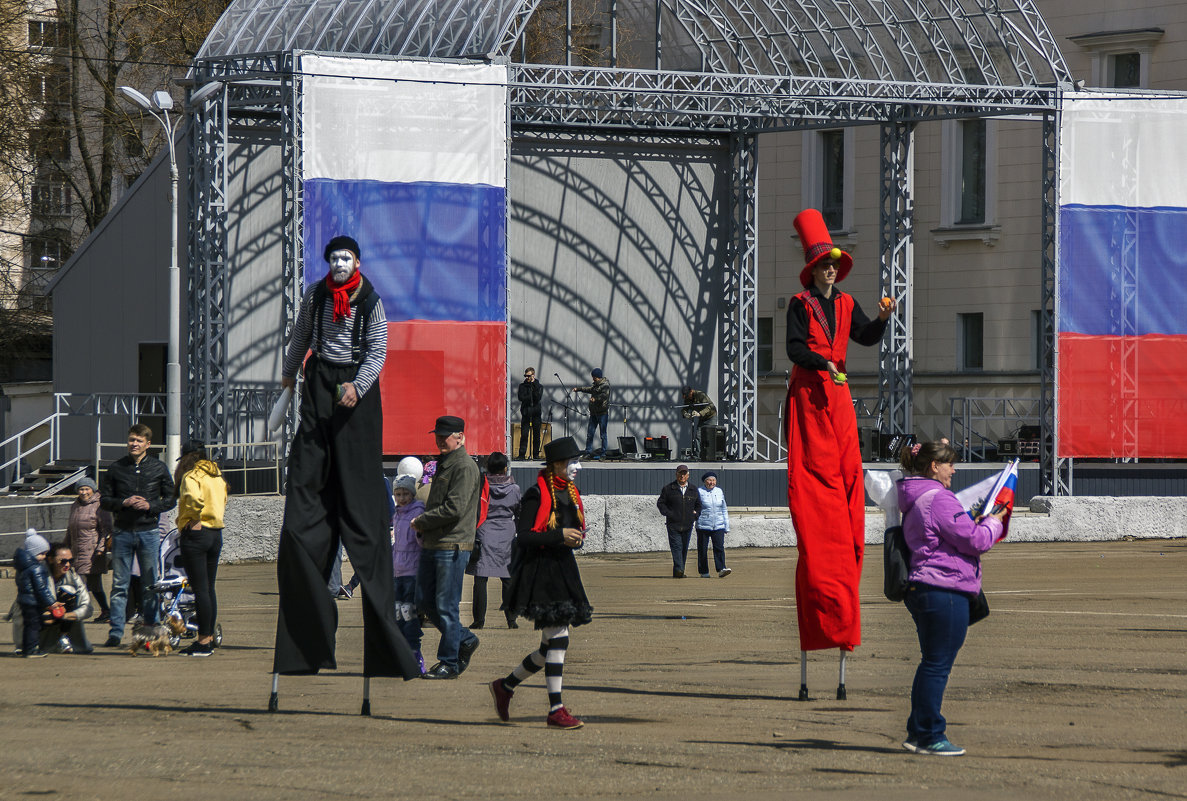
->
[329, 250, 358, 283]
[565, 458, 581, 482]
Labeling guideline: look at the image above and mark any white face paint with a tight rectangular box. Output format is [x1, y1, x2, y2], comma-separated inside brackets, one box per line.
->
[329, 250, 358, 283]
[565, 458, 581, 482]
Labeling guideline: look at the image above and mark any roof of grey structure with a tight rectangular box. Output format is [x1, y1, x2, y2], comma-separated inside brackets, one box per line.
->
[195, 0, 1071, 89]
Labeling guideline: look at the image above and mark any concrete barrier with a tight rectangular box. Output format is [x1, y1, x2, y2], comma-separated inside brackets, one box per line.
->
[216, 492, 1187, 563]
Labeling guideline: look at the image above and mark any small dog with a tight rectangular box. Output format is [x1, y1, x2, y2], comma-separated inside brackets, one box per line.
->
[129, 623, 174, 657]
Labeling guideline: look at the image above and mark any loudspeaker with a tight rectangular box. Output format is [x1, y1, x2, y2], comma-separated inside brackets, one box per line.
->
[699, 425, 727, 461]
[1018, 424, 1041, 440]
[859, 428, 879, 461]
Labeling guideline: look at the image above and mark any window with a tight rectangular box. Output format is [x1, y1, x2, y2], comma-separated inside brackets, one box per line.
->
[29, 67, 68, 106]
[820, 131, 844, 230]
[31, 182, 71, 217]
[1111, 52, 1142, 88]
[958, 313, 983, 371]
[1069, 28, 1163, 90]
[940, 119, 995, 228]
[801, 128, 854, 231]
[30, 124, 70, 161]
[27, 20, 63, 50]
[28, 231, 71, 272]
[757, 316, 773, 373]
[957, 119, 986, 224]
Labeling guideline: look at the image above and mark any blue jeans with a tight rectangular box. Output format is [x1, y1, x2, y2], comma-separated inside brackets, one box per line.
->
[393, 575, 421, 651]
[667, 523, 692, 573]
[696, 528, 727, 574]
[416, 549, 476, 669]
[586, 413, 608, 454]
[904, 583, 970, 746]
[109, 527, 161, 638]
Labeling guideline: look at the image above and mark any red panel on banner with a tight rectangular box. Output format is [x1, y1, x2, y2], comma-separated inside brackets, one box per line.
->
[378, 321, 507, 456]
[1058, 333, 1187, 458]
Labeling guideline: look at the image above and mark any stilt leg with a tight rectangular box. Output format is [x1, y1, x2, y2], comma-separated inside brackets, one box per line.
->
[798, 650, 810, 701]
[361, 676, 371, 717]
[268, 673, 279, 712]
[836, 650, 847, 701]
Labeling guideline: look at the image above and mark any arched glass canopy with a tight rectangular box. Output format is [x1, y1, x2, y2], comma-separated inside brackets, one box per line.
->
[197, 0, 1070, 90]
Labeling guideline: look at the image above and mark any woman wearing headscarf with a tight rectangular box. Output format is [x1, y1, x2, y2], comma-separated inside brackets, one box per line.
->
[66, 477, 113, 623]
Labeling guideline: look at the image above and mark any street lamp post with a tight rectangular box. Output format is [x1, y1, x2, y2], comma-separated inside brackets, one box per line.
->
[119, 82, 221, 470]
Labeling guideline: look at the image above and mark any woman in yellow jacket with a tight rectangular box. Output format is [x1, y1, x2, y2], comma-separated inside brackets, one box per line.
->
[174, 440, 228, 657]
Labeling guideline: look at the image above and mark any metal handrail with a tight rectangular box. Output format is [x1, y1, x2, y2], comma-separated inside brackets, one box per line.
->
[93, 439, 283, 496]
[0, 411, 58, 481]
[0, 498, 74, 541]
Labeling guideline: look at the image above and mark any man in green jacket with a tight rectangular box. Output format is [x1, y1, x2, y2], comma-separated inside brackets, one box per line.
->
[412, 415, 482, 679]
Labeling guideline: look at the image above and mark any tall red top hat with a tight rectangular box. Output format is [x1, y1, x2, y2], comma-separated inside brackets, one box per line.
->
[794, 209, 852, 289]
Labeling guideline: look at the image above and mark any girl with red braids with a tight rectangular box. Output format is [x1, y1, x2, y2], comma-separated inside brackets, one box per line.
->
[490, 437, 592, 729]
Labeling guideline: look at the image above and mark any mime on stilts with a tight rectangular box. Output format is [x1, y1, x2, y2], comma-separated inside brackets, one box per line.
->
[784, 209, 896, 700]
[270, 235, 421, 713]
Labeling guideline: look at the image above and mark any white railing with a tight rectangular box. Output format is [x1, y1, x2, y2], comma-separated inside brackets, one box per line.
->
[0, 498, 74, 541]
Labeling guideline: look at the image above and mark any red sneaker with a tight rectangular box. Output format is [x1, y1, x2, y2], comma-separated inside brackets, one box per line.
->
[490, 679, 513, 722]
[546, 706, 584, 729]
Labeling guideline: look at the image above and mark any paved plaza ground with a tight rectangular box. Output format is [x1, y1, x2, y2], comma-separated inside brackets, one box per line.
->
[1, 539, 1185, 800]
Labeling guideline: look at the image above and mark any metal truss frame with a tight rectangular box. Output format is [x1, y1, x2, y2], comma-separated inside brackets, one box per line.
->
[878, 113, 914, 444]
[186, 0, 1070, 459]
[1039, 110, 1069, 496]
[186, 80, 230, 446]
[722, 132, 758, 461]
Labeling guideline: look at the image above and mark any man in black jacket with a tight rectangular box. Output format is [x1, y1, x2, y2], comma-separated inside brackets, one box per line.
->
[656, 464, 702, 578]
[98, 423, 176, 647]
[516, 367, 544, 461]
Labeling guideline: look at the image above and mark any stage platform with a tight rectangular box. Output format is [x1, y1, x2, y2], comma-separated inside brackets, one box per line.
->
[509, 459, 1046, 508]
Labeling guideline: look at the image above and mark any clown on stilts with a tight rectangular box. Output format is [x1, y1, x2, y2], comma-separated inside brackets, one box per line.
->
[785, 209, 896, 700]
[269, 235, 421, 714]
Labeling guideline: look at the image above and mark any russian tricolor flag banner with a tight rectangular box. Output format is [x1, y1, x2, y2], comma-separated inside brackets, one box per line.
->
[1058, 94, 1187, 458]
[954, 459, 1019, 541]
[301, 56, 508, 454]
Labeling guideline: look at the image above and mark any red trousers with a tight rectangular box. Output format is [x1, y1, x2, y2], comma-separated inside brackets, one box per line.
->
[786, 369, 865, 652]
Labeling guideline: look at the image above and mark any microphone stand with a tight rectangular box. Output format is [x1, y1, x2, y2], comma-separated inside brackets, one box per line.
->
[553, 373, 572, 438]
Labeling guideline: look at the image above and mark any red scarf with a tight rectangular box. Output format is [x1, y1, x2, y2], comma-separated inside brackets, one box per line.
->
[325, 270, 361, 322]
[531, 471, 585, 533]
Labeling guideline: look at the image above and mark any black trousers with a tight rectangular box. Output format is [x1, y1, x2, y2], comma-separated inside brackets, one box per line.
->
[518, 412, 542, 459]
[180, 527, 222, 638]
[273, 355, 420, 679]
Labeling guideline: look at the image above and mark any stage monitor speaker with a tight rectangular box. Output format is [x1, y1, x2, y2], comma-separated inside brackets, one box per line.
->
[699, 425, 727, 461]
[858, 428, 878, 461]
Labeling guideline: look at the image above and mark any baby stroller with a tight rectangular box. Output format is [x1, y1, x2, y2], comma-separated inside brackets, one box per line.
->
[150, 527, 223, 650]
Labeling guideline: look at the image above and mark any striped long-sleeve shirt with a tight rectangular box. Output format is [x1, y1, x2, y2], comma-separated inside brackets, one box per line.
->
[282, 282, 387, 397]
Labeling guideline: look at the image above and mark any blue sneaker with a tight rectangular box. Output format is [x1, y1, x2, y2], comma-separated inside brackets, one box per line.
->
[918, 738, 965, 756]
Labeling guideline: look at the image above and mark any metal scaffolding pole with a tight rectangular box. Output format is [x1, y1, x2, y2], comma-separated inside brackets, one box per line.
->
[723, 131, 758, 460]
[1039, 109, 1070, 496]
[877, 113, 914, 443]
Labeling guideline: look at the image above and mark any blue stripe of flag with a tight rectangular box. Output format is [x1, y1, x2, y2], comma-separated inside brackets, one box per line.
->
[304, 178, 506, 323]
[1059, 204, 1187, 336]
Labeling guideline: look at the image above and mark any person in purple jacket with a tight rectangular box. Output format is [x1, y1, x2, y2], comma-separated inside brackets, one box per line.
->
[896, 439, 1008, 757]
[391, 475, 426, 674]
